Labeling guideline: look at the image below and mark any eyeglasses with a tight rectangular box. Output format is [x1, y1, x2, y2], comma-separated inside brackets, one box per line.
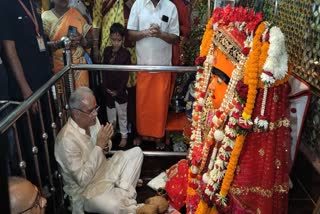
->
[73, 105, 100, 117]
[18, 189, 46, 214]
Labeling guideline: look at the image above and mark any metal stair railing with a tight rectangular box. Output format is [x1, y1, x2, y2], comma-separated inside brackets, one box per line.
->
[0, 37, 196, 213]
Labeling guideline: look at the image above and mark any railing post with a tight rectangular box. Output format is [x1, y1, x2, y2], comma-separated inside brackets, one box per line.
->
[0, 128, 10, 213]
[61, 37, 74, 95]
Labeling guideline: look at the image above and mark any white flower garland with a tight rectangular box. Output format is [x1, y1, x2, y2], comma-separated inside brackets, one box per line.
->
[255, 26, 288, 130]
[188, 44, 215, 185]
[203, 99, 244, 199]
[200, 57, 247, 199]
[261, 26, 288, 85]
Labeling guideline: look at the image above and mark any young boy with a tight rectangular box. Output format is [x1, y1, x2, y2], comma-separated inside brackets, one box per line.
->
[103, 23, 130, 148]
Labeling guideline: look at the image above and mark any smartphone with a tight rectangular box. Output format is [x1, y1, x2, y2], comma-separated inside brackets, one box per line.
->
[68, 25, 78, 37]
[161, 15, 169, 23]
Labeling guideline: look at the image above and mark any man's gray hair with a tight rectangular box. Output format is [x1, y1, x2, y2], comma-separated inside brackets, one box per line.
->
[69, 87, 94, 110]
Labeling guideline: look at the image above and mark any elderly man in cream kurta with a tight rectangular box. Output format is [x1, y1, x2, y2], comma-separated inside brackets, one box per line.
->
[55, 87, 143, 214]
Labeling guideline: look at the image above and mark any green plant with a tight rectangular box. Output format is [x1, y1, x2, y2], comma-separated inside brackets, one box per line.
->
[182, 1, 209, 66]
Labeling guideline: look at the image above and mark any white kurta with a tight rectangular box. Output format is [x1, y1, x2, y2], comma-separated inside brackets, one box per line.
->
[55, 118, 143, 214]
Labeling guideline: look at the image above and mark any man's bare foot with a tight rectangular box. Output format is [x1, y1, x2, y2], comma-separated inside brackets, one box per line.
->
[155, 138, 165, 150]
[119, 138, 127, 148]
[141, 136, 152, 141]
[133, 137, 142, 146]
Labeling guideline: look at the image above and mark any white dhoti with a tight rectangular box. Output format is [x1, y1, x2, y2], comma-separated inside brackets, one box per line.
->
[84, 147, 143, 214]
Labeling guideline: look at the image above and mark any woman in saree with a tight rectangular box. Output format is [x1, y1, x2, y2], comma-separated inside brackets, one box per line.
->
[92, 0, 135, 64]
[42, 0, 92, 89]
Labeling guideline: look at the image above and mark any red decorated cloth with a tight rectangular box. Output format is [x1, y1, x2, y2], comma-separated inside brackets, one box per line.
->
[165, 159, 189, 210]
[229, 82, 291, 213]
[171, 0, 190, 66]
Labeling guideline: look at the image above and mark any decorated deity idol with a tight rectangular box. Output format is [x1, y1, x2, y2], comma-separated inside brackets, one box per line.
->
[186, 5, 291, 213]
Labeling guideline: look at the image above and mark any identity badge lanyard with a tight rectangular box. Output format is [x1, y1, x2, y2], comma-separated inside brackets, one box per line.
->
[18, 0, 46, 52]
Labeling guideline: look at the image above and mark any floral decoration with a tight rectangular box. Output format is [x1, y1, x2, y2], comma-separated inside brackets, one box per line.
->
[216, 23, 268, 206]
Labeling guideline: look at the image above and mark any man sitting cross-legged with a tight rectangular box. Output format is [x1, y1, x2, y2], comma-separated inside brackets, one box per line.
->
[55, 87, 143, 214]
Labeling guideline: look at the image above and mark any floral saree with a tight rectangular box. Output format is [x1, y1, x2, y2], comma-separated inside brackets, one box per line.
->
[42, 8, 91, 90]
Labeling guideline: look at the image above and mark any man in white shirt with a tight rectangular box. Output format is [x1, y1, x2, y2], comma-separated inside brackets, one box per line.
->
[55, 87, 143, 214]
[127, 0, 179, 148]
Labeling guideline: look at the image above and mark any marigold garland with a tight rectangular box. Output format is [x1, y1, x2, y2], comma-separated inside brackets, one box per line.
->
[187, 6, 270, 213]
[259, 41, 270, 78]
[219, 134, 246, 196]
[209, 206, 218, 214]
[218, 22, 268, 203]
[200, 17, 215, 57]
[195, 200, 209, 214]
[242, 22, 267, 120]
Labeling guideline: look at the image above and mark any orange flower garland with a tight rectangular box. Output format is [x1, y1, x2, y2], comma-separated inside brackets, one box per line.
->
[242, 22, 267, 120]
[209, 206, 218, 214]
[187, 6, 267, 213]
[200, 17, 214, 57]
[259, 41, 270, 78]
[218, 22, 269, 204]
[195, 200, 209, 214]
